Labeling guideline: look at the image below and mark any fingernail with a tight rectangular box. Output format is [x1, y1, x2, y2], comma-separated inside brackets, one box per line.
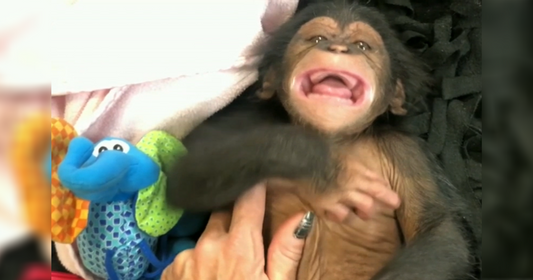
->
[293, 212, 315, 239]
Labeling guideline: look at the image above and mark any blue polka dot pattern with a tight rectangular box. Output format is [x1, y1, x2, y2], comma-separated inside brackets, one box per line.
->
[78, 199, 157, 280]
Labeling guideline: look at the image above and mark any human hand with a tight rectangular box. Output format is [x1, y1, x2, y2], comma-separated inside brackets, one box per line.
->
[161, 183, 315, 280]
[308, 160, 401, 222]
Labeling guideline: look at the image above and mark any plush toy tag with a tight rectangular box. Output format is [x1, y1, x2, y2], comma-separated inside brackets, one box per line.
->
[10, 113, 51, 238]
[135, 131, 186, 237]
[50, 118, 90, 243]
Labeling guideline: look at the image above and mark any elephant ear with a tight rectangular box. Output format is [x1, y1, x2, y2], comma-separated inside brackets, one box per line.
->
[135, 131, 186, 237]
[50, 118, 90, 243]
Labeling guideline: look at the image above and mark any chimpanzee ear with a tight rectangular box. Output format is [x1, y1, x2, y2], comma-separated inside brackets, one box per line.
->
[389, 80, 407, 115]
[257, 67, 277, 100]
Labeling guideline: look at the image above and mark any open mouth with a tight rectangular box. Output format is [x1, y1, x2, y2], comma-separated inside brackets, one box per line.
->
[298, 69, 367, 106]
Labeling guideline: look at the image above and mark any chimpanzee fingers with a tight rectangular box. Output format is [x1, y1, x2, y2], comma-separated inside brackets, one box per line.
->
[355, 209, 371, 220]
[356, 182, 401, 210]
[318, 192, 374, 222]
[342, 191, 375, 220]
[358, 168, 390, 187]
[323, 204, 351, 223]
[350, 161, 387, 180]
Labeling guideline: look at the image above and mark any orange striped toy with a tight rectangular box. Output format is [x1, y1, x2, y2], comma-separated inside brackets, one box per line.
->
[50, 118, 90, 243]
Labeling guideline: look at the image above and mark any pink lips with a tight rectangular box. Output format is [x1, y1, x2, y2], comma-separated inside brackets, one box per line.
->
[298, 69, 367, 105]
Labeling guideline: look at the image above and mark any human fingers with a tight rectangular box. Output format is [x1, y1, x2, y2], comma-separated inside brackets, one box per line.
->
[267, 212, 315, 280]
[161, 249, 195, 280]
[201, 210, 232, 240]
[229, 183, 267, 233]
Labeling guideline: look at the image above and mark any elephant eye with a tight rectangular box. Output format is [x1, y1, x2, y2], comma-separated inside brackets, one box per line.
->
[107, 140, 130, 154]
[93, 141, 110, 157]
[92, 139, 131, 157]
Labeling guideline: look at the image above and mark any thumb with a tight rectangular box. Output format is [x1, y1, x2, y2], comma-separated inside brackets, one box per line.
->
[267, 212, 315, 280]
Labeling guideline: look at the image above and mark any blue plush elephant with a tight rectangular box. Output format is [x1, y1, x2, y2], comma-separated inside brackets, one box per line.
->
[58, 136, 164, 280]
[58, 137, 160, 202]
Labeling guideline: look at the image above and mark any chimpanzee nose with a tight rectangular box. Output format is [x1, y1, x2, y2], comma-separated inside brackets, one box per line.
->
[328, 44, 349, 53]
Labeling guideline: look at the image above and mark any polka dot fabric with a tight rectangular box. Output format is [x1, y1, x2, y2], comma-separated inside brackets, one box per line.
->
[77, 199, 157, 279]
[135, 131, 187, 237]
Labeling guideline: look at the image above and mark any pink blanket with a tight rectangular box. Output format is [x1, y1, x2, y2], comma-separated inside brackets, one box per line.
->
[49, 1, 298, 278]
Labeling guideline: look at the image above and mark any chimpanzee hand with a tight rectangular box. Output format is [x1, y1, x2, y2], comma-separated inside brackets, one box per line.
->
[304, 160, 400, 222]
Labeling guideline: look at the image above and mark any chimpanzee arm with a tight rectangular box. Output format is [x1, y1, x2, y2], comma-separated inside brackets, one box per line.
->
[372, 133, 471, 280]
[166, 98, 336, 211]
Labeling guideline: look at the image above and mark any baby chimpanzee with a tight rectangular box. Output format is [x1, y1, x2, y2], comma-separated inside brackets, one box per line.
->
[166, 2, 472, 280]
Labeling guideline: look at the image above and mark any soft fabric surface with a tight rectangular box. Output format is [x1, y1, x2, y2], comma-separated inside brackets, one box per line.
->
[483, 1, 533, 277]
[50, 0, 299, 143]
[0, 0, 49, 87]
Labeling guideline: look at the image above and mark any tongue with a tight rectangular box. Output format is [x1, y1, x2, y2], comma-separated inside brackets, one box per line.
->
[311, 77, 352, 99]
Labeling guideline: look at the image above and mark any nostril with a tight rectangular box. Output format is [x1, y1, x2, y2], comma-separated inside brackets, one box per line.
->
[328, 44, 349, 53]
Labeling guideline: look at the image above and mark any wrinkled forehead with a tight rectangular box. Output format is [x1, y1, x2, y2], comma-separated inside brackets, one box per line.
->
[298, 4, 391, 35]
[298, 16, 384, 45]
